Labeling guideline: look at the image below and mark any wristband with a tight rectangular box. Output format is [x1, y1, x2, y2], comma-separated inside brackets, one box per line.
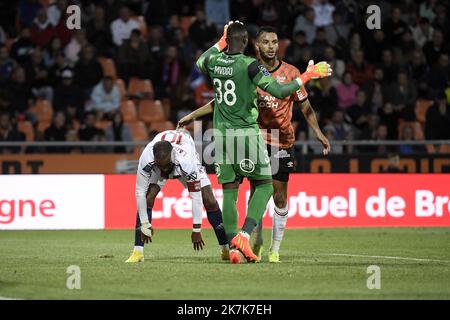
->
[192, 228, 201, 232]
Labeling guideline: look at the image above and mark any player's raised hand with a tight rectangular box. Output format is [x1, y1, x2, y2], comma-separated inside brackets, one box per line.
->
[298, 60, 333, 85]
[191, 231, 205, 251]
[316, 130, 331, 155]
[140, 222, 154, 244]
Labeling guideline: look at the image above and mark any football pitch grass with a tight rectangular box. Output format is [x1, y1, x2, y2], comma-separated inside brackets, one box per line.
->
[1, 228, 450, 300]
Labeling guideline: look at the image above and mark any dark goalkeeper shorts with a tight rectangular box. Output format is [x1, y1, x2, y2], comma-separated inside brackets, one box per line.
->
[266, 144, 296, 182]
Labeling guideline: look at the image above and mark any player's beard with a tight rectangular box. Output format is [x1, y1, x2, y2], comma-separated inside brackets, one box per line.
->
[260, 51, 277, 68]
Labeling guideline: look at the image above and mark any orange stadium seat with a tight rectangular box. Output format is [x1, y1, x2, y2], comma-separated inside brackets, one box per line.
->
[278, 39, 291, 60]
[128, 77, 154, 100]
[98, 57, 117, 79]
[150, 121, 175, 132]
[115, 78, 127, 101]
[415, 99, 433, 124]
[17, 121, 35, 141]
[127, 121, 149, 141]
[37, 121, 51, 134]
[120, 100, 138, 122]
[138, 100, 165, 124]
[31, 100, 53, 123]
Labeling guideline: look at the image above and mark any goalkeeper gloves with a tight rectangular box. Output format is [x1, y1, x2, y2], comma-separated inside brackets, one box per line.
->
[296, 60, 333, 86]
[140, 222, 153, 243]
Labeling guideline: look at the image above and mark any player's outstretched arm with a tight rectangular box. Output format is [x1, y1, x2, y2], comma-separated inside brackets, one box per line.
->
[186, 179, 205, 250]
[135, 172, 154, 243]
[300, 99, 331, 155]
[177, 99, 214, 129]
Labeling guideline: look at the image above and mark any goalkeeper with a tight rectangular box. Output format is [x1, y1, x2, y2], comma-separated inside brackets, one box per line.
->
[187, 21, 332, 263]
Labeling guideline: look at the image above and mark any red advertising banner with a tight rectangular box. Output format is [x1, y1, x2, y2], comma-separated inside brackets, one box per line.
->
[104, 174, 450, 229]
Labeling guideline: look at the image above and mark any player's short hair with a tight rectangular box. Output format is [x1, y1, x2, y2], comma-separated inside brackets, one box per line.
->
[153, 140, 173, 161]
[256, 26, 277, 40]
[226, 22, 247, 41]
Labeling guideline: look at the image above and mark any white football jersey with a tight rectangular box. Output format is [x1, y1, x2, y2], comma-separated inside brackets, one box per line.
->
[137, 130, 200, 183]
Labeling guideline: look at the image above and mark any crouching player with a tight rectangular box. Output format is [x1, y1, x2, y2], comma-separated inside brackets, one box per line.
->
[125, 129, 229, 263]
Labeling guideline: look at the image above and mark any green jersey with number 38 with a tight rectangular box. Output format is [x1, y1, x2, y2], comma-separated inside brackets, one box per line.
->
[199, 51, 277, 133]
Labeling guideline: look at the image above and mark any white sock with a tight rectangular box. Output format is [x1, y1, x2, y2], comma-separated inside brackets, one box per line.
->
[270, 205, 288, 253]
[240, 231, 250, 239]
[134, 246, 143, 253]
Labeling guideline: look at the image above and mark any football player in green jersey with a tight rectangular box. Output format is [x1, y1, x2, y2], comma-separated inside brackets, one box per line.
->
[182, 21, 332, 263]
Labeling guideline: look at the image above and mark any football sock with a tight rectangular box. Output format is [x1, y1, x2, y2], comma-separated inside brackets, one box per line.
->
[253, 220, 264, 246]
[134, 246, 143, 253]
[134, 208, 152, 247]
[270, 204, 288, 253]
[206, 202, 228, 245]
[245, 182, 273, 234]
[222, 188, 239, 242]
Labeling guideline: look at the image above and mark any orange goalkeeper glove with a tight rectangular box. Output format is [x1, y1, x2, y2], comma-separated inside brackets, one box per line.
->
[297, 60, 333, 86]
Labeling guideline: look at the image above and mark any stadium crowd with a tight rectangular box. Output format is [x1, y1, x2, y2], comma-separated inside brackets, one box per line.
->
[0, 0, 449, 154]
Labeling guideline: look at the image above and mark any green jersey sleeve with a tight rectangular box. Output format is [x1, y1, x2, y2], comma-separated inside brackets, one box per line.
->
[196, 46, 220, 74]
[247, 60, 302, 99]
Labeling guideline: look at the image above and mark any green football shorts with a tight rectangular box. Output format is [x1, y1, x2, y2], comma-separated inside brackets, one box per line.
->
[214, 131, 272, 184]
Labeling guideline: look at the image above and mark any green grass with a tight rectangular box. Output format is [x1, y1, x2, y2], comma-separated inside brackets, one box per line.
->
[1, 228, 450, 299]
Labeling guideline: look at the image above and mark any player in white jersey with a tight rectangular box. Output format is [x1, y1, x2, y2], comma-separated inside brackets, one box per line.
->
[125, 129, 229, 263]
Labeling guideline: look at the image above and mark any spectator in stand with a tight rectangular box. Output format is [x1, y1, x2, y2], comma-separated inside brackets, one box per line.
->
[399, 124, 426, 154]
[25, 48, 53, 103]
[171, 27, 196, 67]
[0, 112, 25, 153]
[428, 53, 450, 96]
[257, 0, 281, 29]
[10, 27, 34, 66]
[18, 0, 42, 28]
[336, 72, 359, 110]
[380, 49, 399, 84]
[194, 77, 214, 107]
[345, 90, 370, 134]
[406, 49, 430, 84]
[378, 102, 401, 140]
[411, 17, 434, 48]
[325, 11, 350, 50]
[312, 0, 335, 27]
[384, 6, 409, 46]
[42, 37, 63, 68]
[432, 4, 450, 36]
[73, 45, 103, 95]
[396, 29, 416, 65]
[110, 6, 140, 47]
[309, 77, 338, 121]
[362, 67, 389, 112]
[85, 6, 114, 57]
[105, 111, 133, 153]
[346, 49, 374, 87]
[65, 30, 88, 66]
[164, 14, 181, 45]
[324, 110, 353, 154]
[46, 0, 67, 27]
[88, 76, 120, 120]
[284, 31, 310, 67]
[0, 45, 16, 86]
[423, 29, 448, 67]
[386, 71, 417, 120]
[311, 27, 329, 61]
[293, 7, 316, 44]
[47, 51, 69, 87]
[419, 0, 437, 22]
[30, 8, 55, 49]
[425, 92, 450, 141]
[78, 111, 105, 153]
[44, 110, 69, 153]
[1, 66, 35, 122]
[365, 30, 389, 65]
[188, 9, 218, 50]
[117, 29, 152, 82]
[147, 25, 168, 62]
[53, 69, 84, 113]
[324, 46, 344, 86]
[65, 128, 81, 153]
[155, 46, 185, 99]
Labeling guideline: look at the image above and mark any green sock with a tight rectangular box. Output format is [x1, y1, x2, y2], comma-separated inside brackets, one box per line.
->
[222, 188, 239, 242]
[244, 182, 273, 234]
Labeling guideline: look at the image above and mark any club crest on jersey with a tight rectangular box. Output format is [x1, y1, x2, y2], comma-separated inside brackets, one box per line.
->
[276, 75, 286, 83]
[258, 65, 270, 76]
[240, 158, 255, 173]
[214, 163, 221, 177]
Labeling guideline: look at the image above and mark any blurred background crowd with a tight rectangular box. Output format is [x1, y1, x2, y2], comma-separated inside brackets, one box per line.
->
[0, 0, 449, 155]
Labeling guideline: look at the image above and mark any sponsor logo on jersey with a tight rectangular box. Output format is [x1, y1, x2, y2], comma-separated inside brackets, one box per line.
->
[240, 159, 255, 173]
[274, 150, 291, 159]
[258, 65, 270, 76]
[287, 161, 294, 167]
[214, 163, 221, 177]
[276, 75, 286, 83]
[217, 57, 234, 64]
